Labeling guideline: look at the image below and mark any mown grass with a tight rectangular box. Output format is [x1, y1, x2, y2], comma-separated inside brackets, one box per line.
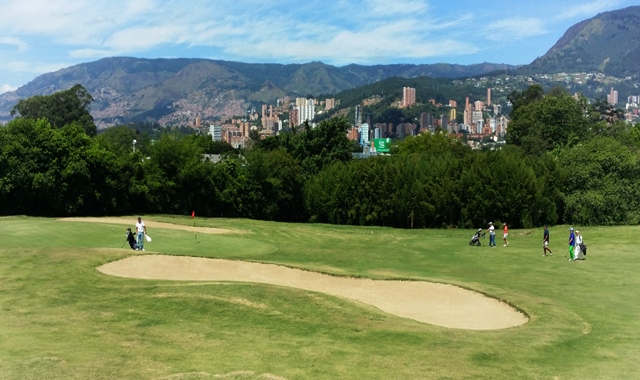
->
[1, 216, 639, 379]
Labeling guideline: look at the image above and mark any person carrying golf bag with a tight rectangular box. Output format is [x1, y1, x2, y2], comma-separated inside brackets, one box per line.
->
[125, 228, 139, 250]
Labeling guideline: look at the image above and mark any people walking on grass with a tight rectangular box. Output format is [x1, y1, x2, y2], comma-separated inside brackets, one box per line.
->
[488, 222, 496, 247]
[135, 216, 147, 251]
[503, 223, 509, 247]
[543, 225, 553, 256]
[574, 230, 583, 260]
[568, 227, 575, 261]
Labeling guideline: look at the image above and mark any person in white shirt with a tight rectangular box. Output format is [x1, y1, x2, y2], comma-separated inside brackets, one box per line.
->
[488, 222, 496, 247]
[135, 216, 147, 251]
[574, 230, 583, 260]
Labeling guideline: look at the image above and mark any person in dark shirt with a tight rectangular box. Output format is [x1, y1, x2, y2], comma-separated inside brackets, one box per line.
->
[543, 225, 553, 256]
[568, 227, 575, 261]
[126, 228, 139, 250]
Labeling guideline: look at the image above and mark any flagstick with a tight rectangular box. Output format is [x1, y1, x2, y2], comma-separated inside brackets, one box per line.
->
[192, 211, 197, 243]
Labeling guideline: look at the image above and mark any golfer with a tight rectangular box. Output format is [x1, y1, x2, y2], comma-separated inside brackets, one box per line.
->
[488, 222, 496, 247]
[574, 230, 583, 260]
[503, 223, 509, 247]
[135, 216, 147, 251]
[568, 227, 575, 261]
[126, 227, 138, 250]
[542, 225, 553, 256]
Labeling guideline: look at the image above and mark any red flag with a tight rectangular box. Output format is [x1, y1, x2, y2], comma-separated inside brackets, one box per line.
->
[191, 210, 195, 218]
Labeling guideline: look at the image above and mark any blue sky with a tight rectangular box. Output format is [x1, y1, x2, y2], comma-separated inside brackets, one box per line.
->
[0, 0, 638, 93]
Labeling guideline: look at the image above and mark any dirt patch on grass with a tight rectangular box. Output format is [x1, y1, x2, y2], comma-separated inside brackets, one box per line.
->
[58, 217, 239, 235]
[98, 255, 528, 330]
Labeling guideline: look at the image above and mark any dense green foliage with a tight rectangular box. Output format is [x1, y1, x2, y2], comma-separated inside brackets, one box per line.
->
[306, 135, 556, 228]
[1, 85, 638, 226]
[11, 84, 97, 136]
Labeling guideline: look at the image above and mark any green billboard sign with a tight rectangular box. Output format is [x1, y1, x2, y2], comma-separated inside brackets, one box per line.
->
[373, 138, 391, 153]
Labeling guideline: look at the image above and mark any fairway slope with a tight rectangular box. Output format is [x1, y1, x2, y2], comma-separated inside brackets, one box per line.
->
[98, 255, 528, 330]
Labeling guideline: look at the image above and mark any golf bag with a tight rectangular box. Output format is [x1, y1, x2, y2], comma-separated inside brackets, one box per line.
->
[126, 229, 139, 250]
[469, 229, 484, 246]
[580, 243, 587, 256]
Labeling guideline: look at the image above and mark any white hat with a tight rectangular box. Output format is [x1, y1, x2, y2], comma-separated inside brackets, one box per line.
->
[489, 222, 493, 225]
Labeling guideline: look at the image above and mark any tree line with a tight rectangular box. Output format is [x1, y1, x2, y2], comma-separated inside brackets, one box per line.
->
[1, 84, 639, 228]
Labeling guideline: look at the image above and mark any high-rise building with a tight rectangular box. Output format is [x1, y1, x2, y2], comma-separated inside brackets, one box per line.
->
[472, 111, 483, 125]
[463, 97, 472, 127]
[354, 105, 362, 127]
[289, 108, 299, 127]
[325, 98, 335, 110]
[402, 87, 416, 108]
[487, 88, 492, 106]
[608, 87, 619, 105]
[420, 112, 428, 130]
[440, 116, 449, 131]
[489, 118, 497, 133]
[299, 99, 315, 124]
[360, 123, 370, 145]
[209, 124, 222, 141]
[347, 127, 359, 141]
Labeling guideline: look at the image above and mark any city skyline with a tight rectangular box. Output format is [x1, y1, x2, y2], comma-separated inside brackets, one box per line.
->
[0, 0, 637, 93]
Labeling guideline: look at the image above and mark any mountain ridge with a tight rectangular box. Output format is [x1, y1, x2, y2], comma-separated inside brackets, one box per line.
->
[528, 5, 640, 76]
[0, 58, 515, 127]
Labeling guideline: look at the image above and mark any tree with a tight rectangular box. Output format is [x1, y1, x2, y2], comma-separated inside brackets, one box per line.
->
[253, 116, 353, 178]
[558, 137, 640, 225]
[96, 125, 141, 156]
[11, 84, 97, 136]
[0, 118, 121, 216]
[244, 149, 305, 221]
[506, 88, 591, 155]
[592, 96, 625, 126]
[394, 131, 469, 158]
[507, 84, 544, 117]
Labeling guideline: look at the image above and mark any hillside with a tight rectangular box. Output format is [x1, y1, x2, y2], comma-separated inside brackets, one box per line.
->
[0, 58, 513, 128]
[528, 5, 640, 76]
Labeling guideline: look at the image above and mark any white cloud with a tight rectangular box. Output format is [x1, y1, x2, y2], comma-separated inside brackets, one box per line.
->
[554, 0, 622, 20]
[484, 18, 548, 41]
[0, 37, 28, 52]
[366, 0, 428, 16]
[0, 0, 631, 87]
[1, 84, 17, 94]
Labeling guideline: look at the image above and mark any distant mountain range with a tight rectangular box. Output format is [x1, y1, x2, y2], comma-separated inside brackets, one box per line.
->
[1, 5, 639, 128]
[0, 59, 514, 128]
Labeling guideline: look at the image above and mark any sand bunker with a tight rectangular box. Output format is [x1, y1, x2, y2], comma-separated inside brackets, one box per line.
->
[59, 217, 238, 235]
[98, 255, 528, 330]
